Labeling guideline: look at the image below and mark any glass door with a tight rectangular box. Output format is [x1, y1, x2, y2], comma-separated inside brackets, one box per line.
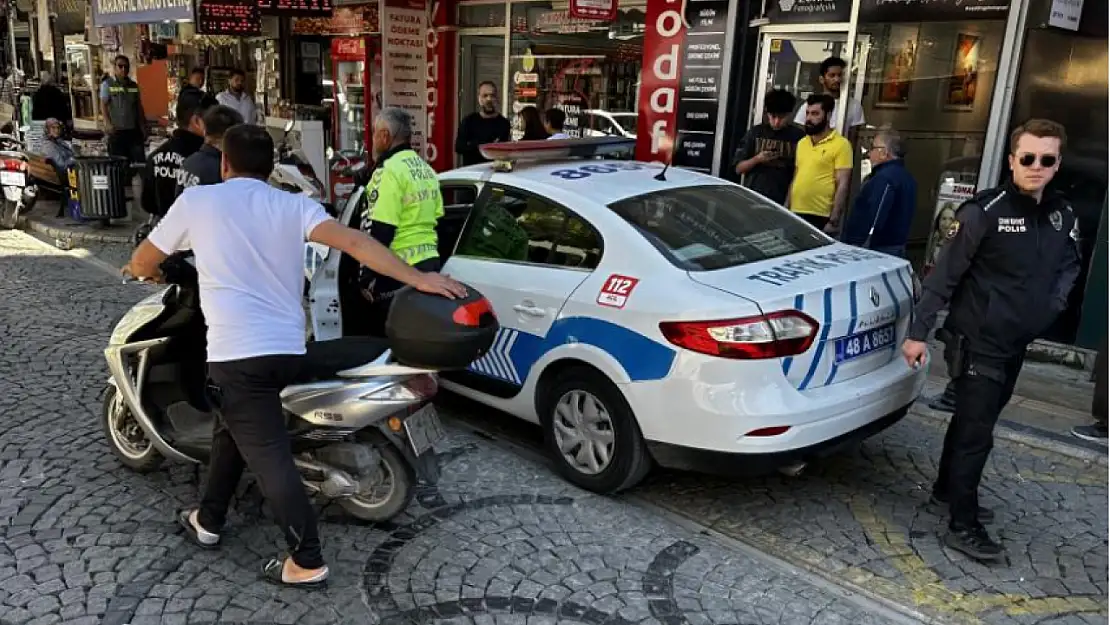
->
[334, 59, 366, 153]
[751, 33, 869, 133]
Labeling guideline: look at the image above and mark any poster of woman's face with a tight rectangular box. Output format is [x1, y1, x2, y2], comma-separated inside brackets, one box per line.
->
[946, 34, 980, 110]
[927, 203, 958, 266]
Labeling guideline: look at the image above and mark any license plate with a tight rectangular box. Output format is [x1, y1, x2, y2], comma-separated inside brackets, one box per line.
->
[403, 405, 445, 456]
[834, 323, 896, 364]
[1, 171, 25, 187]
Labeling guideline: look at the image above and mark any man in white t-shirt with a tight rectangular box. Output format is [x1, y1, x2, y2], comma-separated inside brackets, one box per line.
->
[123, 124, 465, 587]
[794, 56, 865, 134]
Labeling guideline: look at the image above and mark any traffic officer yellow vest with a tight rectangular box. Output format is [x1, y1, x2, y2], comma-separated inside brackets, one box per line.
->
[362, 148, 443, 265]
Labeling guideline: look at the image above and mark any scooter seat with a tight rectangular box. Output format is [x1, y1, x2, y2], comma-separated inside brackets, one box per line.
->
[296, 337, 391, 383]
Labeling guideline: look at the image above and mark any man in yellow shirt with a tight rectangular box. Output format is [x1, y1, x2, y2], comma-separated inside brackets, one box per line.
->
[785, 94, 854, 234]
[358, 106, 445, 335]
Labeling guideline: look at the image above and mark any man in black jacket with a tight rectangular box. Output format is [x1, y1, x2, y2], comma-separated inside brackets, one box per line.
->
[177, 105, 243, 192]
[902, 119, 1081, 561]
[177, 67, 216, 114]
[140, 99, 205, 218]
[454, 81, 510, 166]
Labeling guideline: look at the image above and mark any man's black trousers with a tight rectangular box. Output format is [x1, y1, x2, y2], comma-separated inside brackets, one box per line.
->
[934, 352, 1024, 528]
[197, 354, 324, 570]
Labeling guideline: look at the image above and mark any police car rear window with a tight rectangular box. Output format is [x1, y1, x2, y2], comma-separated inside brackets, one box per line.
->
[608, 184, 831, 271]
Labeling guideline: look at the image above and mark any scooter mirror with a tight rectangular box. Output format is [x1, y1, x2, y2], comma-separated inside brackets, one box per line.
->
[284, 120, 295, 133]
[326, 146, 335, 160]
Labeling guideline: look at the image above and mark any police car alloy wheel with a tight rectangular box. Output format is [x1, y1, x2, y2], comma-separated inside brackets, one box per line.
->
[541, 368, 651, 494]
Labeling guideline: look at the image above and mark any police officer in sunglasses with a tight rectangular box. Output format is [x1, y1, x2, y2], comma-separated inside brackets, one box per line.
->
[900, 118, 1081, 562]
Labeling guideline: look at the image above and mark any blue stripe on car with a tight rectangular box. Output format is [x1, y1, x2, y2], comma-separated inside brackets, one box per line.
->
[798, 288, 833, 391]
[822, 281, 857, 387]
[781, 293, 805, 376]
[467, 317, 677, 386]
[881, 271, 900, 320]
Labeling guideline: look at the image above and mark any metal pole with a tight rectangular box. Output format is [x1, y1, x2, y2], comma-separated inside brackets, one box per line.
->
[6, 1, 17, 76]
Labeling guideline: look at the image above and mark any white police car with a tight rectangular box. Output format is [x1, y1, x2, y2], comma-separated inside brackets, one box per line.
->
[308, 137, 927, 494]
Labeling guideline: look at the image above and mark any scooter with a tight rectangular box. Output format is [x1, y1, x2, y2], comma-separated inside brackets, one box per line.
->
[0, 133, 37, 229]
[102, 256, 496, 521]
[270, 119, 326, 200]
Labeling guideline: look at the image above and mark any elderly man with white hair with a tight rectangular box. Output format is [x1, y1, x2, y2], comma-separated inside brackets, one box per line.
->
[355, 106, 445, 335]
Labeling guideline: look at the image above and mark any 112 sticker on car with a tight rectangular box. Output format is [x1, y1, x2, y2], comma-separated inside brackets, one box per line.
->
[597, 274, 640, 309]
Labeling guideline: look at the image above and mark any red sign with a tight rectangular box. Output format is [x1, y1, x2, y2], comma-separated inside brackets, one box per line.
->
[424, 0, 454, 172]
[597, 274, 640, 309]
[331, 36, 365, 59]
[568, 0, 617, 20]
[635, 0, 686, 164]
[196, 0, 262, 35]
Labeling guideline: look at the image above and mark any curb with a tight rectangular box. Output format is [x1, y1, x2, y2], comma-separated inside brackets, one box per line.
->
[909, 406, 1108, 466]
[18, 214, 133, 245]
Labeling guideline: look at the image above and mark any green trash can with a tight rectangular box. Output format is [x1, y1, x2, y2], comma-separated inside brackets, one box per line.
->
[74, 156, 129, 219]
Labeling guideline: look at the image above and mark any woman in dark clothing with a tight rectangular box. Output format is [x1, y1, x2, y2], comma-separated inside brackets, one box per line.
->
[519, 106, 548, 141]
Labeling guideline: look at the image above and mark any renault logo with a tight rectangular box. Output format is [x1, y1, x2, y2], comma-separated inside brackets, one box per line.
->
[870, 287, 881, 307]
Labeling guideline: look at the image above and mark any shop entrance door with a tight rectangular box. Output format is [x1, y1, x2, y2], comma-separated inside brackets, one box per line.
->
[459, 36, 507, 121]
[750, 33, 868, 129]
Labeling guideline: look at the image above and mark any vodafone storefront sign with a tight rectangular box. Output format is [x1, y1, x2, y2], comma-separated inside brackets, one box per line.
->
[635, 0, 686, 164]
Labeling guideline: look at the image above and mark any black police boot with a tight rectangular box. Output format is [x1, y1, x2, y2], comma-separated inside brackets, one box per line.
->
[928, 381, 958, 413]
[928, 492, 995, 524]
[944, 524, 1004, 561]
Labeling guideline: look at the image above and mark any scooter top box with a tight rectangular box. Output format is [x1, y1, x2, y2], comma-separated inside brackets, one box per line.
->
[385, 285, 499, 370]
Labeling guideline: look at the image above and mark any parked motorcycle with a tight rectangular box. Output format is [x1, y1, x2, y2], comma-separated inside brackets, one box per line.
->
[102, 256, 498, 521]
[270, 119, 326, 200]
[0, 133, 37, 229]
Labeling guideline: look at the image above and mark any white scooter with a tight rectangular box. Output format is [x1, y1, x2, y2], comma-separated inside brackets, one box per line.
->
[0, 132, 36, 229]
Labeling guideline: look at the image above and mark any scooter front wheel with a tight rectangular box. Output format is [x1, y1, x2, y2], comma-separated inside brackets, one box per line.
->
[101, 385, 163, 472]
[337, 442, 414, 521]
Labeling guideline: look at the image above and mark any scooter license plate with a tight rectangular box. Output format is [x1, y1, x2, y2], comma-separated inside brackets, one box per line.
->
[1, 171, 25, 187]
[403, 405, 445, 456]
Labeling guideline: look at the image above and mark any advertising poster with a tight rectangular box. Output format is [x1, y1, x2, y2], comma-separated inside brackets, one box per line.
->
[381, 0, 427, 154]
[925, 178, 975, 269]
[671, 0, 728, 172]
[636, 0, 730, 170]
[875, 24, 918, 108]
[91, 0, 192, 26]
[945, 33, 980, 110]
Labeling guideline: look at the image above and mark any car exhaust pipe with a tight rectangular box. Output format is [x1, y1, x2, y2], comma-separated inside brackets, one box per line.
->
[778, 461, 807, 477]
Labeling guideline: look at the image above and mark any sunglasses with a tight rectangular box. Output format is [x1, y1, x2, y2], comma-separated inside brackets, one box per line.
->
[1017, 153, 1057, 168]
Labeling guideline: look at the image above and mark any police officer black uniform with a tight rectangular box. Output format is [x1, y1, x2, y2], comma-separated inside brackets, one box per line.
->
[139, 100, 205, 219]
[902, 119, 1081, 561]
[177, 105, 244, 193]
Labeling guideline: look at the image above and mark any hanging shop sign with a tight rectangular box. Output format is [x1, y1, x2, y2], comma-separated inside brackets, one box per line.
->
[425, 0, 454, 171]
[569, 0, 617, 21]
[768, 0, 851, 24]
[636, 0, 730, 172]
[197, 0, 262, 35]
[292, 4, 377, 34]
[381, 0, 427, 155]
[858, 0, 1011, 22]
[91, 0, 192, 26]
[259, 0, 333, 16]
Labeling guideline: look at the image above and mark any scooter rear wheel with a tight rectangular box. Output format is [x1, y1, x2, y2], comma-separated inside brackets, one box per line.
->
[101, 385, 163, 472]
[337, 442, 414, 521]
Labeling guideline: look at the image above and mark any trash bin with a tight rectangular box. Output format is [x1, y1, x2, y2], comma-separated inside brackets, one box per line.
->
[73, 156, 129, 219]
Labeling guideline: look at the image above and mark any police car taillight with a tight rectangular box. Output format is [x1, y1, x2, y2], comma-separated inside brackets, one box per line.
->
[659, 310, 819, 360]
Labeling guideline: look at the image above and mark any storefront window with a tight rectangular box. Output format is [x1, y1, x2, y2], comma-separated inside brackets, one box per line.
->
[507, 0, 644, 139]
[851, 19, 1008, 269]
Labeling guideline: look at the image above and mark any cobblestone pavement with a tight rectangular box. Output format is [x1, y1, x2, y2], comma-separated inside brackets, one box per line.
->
[0, 230, 914, 625]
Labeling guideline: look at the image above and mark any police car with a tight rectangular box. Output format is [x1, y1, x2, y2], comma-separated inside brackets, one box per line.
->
[308, 137, 927, 494]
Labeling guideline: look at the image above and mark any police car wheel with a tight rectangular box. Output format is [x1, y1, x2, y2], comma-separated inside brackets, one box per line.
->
[541, 368, 651, 494]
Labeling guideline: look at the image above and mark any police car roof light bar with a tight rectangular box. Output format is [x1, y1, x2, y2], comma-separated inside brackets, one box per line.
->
[479, 136, 637, 170]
